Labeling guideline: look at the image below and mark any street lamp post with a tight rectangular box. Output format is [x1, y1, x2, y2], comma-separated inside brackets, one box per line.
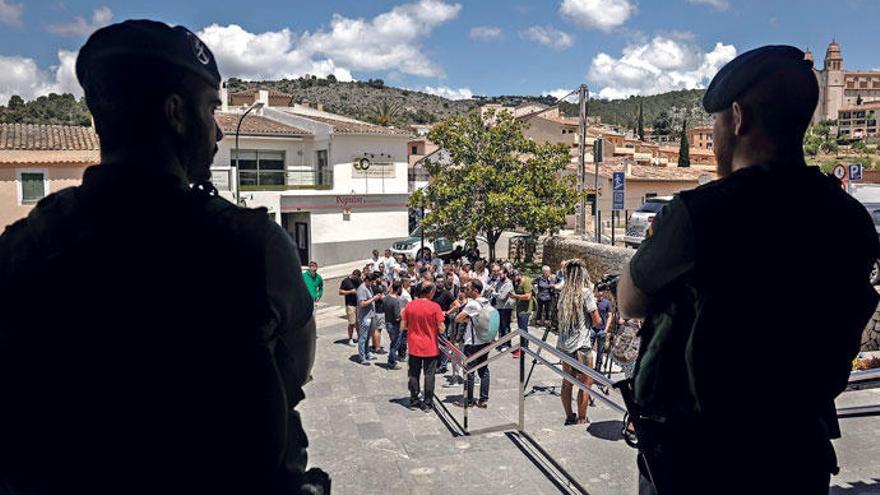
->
[234, 101, 264, 205]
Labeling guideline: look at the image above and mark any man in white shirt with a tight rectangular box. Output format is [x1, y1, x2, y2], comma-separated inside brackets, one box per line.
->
[452, 279, 491, 408]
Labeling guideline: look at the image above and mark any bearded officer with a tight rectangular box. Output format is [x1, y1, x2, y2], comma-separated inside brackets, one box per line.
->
[0, 20, 327, 494]
[618, 45, 880, 494]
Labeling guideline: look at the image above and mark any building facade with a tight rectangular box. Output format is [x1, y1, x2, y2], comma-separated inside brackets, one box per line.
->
[687, 125, 714, 151]
[0, 124, 99, 229]
[811, 41, 880, 124]
[837, 102, 880, 140]
[213, 89, 412, 267]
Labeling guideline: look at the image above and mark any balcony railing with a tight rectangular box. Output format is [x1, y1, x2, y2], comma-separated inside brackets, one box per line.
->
[240, 168, 333, 191]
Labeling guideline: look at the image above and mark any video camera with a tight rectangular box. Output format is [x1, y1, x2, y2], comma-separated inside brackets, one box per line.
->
[596, 274, 620, 294]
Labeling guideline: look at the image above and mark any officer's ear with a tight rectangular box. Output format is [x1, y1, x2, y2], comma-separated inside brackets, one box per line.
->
[164, 93, 188, 136]
[731, 101, 749, 137]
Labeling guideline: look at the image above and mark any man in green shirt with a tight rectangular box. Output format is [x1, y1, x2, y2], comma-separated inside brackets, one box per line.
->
[303, 261, 323, 303]
[509, 269, 534, 358]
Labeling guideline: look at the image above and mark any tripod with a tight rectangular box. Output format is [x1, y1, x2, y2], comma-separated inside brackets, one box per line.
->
[523, 324, 561, 397]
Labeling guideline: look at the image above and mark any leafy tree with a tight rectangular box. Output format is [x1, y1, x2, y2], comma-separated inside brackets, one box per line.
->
[651, 111, 672, 136]
[678, 119, 690, 168]
[637, 101, 645, 141]
[410, 110, 581, 261]
[856, 94, 863, 106]
[0, 93, 90, 126]
[7, 95, 24, 110]
[369, 100, 401, 126]
[326, 74, 337, 83]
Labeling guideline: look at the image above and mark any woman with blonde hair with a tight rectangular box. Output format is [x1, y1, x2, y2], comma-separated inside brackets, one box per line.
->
[555, 259, 602, 425]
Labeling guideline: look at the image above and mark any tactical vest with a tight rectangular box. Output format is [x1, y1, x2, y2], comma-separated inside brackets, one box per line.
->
[0, 165, 314, 494]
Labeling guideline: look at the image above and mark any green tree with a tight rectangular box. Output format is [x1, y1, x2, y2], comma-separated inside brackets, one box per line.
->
[326, 74, 337, 83]
[651, 111, 672, 136]
[410, 110, 581, 261]
[637, 101, 645, 141]
[369, 100, 401, 126]
[7, 95, 24, 110]
[678, 119, 690, 168]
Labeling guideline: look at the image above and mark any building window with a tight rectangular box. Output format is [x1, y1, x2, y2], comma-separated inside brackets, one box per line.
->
[17, 169, 48, 205]
[411, 145, 418, 155]
[231, 150, 285, 186]
[707, 132, 713, 140]
[707, 142, 713, 149]
[316, 149, 330, 187]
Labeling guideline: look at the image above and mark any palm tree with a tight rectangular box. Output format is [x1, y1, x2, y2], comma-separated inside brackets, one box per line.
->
[370, 100, 401, 127]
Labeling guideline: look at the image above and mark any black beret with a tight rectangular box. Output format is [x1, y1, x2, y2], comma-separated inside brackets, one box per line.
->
[76, 19, 221, 89]
[703, 45, 813, 113]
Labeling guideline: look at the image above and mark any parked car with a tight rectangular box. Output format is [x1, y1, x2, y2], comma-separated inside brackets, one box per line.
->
[850, 185, 880, 285]
[390, 226, 465, 261]
[622, 196, 674, 248]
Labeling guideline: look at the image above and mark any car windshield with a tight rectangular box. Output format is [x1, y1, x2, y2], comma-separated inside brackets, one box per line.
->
[872, 210, 880, 226]
[636, 201, 667, 214]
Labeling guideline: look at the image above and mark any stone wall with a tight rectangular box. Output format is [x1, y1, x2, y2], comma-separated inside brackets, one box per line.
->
[541, 235, 633, 279]
[537, 234, 880, 352]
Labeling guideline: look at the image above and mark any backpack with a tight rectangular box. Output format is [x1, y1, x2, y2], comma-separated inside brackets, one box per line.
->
[469, 298, 500, 343]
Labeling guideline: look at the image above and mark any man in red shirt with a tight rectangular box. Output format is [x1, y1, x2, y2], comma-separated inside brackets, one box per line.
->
[400, 282, 445, 411]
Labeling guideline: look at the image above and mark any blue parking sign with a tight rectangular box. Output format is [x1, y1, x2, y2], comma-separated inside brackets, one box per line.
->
[850, 163, 863, 181]
[612, 172, 625, 210]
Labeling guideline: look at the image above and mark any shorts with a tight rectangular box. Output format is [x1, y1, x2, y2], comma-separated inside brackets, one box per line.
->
[562, 346, 591, 361]
[373, 314, 386, 331]
[346, 305, 357, 325]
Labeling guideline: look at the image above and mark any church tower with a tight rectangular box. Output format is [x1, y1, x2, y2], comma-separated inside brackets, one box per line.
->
[823, 41, 845, 122]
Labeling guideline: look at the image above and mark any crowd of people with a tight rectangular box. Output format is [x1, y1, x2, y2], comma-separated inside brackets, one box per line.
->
[334, 246, 623, 423]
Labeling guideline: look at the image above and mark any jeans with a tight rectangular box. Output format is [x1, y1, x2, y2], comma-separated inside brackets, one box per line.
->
[398, 331, 407, 359]
[357, 316, 373, 363]
[464, 343, 490, 402]
[516, 312, 531, 349]
[592, 329, 607, 371]
[387, 322, 402, 367]
[408, 355, 437, 403]
[536, 298, 552, 323]
[497, 308, 513, 348]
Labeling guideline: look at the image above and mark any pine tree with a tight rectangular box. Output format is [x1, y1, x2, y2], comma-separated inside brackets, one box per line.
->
[637, 101, 645, 141]
[678, 119, 690, 168]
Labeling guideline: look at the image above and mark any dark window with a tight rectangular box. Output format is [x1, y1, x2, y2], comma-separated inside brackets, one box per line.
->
[316, 150, 330, 187]
[231, 150, 285, 186]
[411, 145, 418, 155]
[20, 172, 46, 204]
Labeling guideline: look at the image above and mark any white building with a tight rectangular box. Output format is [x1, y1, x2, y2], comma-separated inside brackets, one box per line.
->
[212, 89, 412, 266]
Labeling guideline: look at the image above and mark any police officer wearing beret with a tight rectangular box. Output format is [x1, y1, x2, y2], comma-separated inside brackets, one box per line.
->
[618, 46, 880, 494]
[0, 20, 328, 494]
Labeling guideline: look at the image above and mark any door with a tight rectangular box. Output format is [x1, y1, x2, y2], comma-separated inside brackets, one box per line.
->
[294, 221, 309, 263]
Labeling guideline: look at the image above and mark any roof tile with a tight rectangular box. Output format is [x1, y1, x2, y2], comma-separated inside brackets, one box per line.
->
[214, 112, 312, 136]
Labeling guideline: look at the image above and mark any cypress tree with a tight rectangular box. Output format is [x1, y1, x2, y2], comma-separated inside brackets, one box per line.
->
[637, 101, 645, 141]
[678, 119, 690, 168]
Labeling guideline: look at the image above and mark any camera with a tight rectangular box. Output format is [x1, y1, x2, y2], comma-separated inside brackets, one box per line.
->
[596, 274, 620, 293]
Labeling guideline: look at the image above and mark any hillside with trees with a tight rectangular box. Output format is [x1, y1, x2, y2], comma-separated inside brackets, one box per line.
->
[0, 93, 91, 126]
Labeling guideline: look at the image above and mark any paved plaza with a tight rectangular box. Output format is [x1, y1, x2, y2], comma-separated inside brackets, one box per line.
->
[301, 298, 880, 494]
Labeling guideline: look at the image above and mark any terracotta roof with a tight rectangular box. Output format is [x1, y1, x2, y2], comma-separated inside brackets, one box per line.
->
[0, 123, 99, 151]
[214, 112, 311, 136]
[302, 115, 411, 136]
[0, 124, 100, 165]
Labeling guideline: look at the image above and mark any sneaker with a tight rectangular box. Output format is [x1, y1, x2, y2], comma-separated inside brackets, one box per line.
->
[408, 399, 422, 410]
[387, 363, 399, 370]
[373, 347, 388, 355]
[359, 360, 371, 366]
[367, 354, 378, 361]
[475, 400, 488, 409]
[420, 401, 433, 412]
[452, 399, 476, 408]
[564, 414, 577, 426]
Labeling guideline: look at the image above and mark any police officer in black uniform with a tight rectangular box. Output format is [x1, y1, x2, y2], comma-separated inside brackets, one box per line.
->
[618, 45, 880, 494]
[0, 20, 328, 494]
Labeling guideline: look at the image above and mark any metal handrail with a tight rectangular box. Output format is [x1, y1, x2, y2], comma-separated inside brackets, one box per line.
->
[519, 330, 616, 389]
[521, 347, 627, 414]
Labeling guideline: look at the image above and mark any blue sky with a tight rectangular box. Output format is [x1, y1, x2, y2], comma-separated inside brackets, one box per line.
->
[1, 0, 878, 104]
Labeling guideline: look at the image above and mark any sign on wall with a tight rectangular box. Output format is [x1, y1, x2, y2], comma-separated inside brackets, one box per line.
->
[281, 193, 408, 213]
[211, 168, 232, 191]
[352, 155, 396, 179]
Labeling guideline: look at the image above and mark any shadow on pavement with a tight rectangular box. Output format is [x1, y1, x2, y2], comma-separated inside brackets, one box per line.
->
[831, 478, 880, 494]
[586, 420, 625, 442]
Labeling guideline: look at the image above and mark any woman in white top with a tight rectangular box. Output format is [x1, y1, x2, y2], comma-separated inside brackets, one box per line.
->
[555, 259, 601, 425]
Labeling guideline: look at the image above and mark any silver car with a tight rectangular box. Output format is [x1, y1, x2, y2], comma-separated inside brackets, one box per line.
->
[622, 196, 674, 248]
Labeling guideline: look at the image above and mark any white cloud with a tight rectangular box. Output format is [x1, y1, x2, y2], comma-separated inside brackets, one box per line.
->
[688, 0, 730, 10]
[559, 0, 635, 32]
[0, 50, 80, 105]
[0, 0, 23, 27]
[299, 0, 461, 77]
[587, 36, 736, 99]
[541, 88, 574, 100]
[687, 0, 730, 10]
[198, 24, 354, 82]
[469, 26, 502, 41]
[47, 6, 112, 37]
[521, 26, 574, 50]
[420, 86, 473, 100]
[200, 0, 461, 81]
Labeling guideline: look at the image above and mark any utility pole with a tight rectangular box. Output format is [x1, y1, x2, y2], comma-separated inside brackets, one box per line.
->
[576, 84, 589, 236]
